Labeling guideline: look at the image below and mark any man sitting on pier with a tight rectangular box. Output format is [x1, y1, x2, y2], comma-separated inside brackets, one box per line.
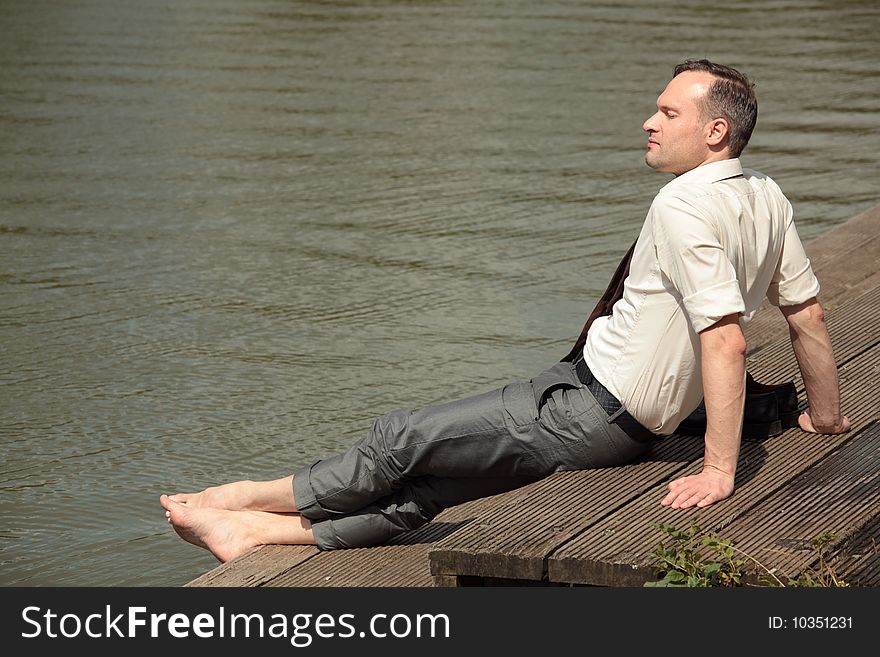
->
[160, 59, 850, 561]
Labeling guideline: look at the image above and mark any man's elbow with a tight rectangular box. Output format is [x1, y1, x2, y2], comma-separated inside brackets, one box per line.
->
[715, 329, 747, 358]
[781, 297, 826, 333]
[700, 314, 747, 357]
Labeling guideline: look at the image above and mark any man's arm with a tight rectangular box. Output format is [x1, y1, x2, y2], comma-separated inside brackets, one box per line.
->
[661, 313, 745, 509]
[780, 297, 851, 434]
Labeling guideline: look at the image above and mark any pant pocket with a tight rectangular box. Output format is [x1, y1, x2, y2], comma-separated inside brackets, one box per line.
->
[501, 380, 539, 428]
[529, 361, 581, 419]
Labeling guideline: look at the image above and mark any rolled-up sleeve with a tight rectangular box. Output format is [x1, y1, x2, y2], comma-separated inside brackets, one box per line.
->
[766, 212, 821, 306]
[651, 194, 745, 333]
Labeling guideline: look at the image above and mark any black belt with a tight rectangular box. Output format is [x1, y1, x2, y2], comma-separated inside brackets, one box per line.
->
[573, 355, 656, 444]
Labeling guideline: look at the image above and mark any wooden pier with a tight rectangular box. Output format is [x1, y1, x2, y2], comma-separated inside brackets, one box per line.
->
[188, 203, 880, 587]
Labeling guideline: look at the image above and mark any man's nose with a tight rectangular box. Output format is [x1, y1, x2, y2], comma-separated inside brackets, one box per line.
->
[643, 112, 659, 133]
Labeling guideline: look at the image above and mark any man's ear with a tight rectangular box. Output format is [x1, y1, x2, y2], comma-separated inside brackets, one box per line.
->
[705, 117, 730, 148]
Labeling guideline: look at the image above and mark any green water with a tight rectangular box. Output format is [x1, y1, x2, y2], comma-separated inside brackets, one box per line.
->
[1, 0, 878, 585]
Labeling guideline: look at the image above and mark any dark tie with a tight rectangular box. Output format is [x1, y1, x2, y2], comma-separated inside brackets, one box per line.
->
[561, 239, 636, 363]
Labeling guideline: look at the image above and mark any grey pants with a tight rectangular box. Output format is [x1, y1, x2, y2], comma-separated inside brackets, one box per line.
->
[293, 360, 652, 549]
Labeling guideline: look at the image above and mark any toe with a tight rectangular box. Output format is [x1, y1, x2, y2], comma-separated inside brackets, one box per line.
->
[162, 496, 191, 524]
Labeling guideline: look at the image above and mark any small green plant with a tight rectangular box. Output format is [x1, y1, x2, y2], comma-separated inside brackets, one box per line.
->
[645, 522, 849, 587]
[645, 521, 748, 587]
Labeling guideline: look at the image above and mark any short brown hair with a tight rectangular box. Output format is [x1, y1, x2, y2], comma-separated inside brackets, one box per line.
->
[673, 59, 758, 158]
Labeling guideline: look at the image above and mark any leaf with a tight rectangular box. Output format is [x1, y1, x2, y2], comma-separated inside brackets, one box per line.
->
[703, 562, 722, 575]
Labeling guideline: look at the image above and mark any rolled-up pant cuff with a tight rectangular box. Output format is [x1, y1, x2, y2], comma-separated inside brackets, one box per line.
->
[308, 518, 342, 551]
[293, 461, 331, 522]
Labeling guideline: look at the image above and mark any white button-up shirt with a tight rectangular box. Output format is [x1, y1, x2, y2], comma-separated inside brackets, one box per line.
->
[583, 158, 820, 435]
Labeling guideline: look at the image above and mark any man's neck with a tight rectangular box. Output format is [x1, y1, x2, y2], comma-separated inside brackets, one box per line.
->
[674, 153, 734, 177]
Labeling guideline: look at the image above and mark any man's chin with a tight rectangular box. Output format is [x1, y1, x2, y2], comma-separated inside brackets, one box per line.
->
[644, 155, 663, 171]
[645, 154, 677, 174]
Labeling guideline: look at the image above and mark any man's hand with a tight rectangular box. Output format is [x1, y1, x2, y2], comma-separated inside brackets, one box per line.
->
[661, 467, 734, 509]
[666, 314, 745, 510]
[798, 408, 851, 435]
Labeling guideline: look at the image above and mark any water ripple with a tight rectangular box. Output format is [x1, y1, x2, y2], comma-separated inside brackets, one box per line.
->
[1, 0, 878, 586]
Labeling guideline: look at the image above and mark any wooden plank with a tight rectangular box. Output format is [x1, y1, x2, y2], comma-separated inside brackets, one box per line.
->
[429, 438, 703, 581]
[700, 421, 880, 582]
[264, 520, 470, 587]
[829, 509, 880, 586]
[187, 545, 319, 587]
[547, 344, 879, 586]
[803, 203, 880, 270]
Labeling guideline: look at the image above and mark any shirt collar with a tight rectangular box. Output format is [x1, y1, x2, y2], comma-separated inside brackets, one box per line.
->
[664, 158, 743, 188]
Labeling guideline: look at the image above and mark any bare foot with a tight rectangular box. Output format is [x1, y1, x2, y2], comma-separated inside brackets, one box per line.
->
[160, 495, 261, 561]
[168, 476, 296, 513]
[168, 481, 255, 511]
[160, 494, 316, 562]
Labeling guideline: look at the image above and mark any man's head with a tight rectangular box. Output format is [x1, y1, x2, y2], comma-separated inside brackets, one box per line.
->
[643, 59, 757, 175]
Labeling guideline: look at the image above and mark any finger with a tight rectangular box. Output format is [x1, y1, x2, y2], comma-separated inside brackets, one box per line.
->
[668, 488, 697, 509]
[661, 484, 689, 506]
[662, 477, 692, 504]
[673, 491, 706, 509]
[695, 492, 718, 508]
